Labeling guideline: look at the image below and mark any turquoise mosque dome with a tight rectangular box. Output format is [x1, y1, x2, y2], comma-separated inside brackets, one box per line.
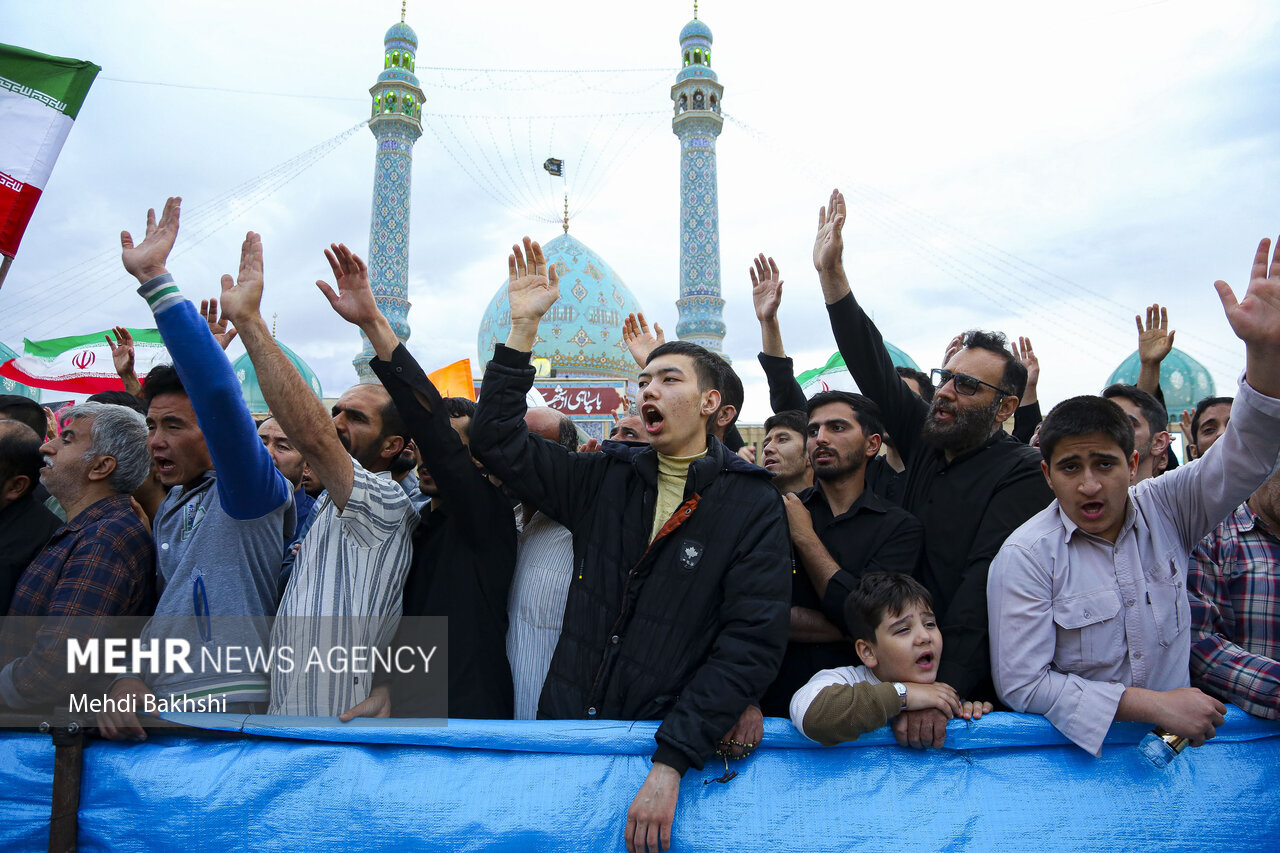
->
[0, 341, 40, 401]
[1106, 347, 1215, 420]
[233, 342, 323, 416]
[680, 19, 713, 42]
[384, 21, 418, 48]
[477, 232, 646, 379]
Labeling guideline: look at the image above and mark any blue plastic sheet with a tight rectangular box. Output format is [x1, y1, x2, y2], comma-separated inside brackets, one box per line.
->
[2, 709, 1279, 851]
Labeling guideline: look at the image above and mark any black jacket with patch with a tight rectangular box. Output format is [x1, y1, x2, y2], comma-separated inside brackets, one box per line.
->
[472, 345, 791, 775]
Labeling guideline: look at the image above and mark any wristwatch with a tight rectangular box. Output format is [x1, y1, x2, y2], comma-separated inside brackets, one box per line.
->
[893, 682, 908, 711]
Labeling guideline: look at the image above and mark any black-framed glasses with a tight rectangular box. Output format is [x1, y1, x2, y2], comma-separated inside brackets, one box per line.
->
[930, 368, 1011, 398]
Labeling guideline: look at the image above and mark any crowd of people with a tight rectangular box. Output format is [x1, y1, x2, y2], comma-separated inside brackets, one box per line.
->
[0, 191, 1278, 852]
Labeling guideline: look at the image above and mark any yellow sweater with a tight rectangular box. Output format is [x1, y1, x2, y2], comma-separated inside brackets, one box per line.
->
[649, 449, 707, 543]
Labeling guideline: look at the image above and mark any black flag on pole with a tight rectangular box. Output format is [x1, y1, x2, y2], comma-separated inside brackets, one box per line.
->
[543, 157, 564, 177]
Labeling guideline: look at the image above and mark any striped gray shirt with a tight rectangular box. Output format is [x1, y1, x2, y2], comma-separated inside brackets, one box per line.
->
[506, 507, 575, 720]
[269, 461, 419, 716]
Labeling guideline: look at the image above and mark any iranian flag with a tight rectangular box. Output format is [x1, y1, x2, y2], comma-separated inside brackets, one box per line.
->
[0, 44, 100, 258]
[0, 329, 170, 393]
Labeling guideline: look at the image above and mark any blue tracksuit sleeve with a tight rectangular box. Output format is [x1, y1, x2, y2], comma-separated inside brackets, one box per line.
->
[137, 273, 291, 520]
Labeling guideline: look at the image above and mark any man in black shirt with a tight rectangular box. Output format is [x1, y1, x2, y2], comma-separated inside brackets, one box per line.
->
[761, 391, 922, 716]
[811, 190, 1053, 747]
[319, 243, 516, 720]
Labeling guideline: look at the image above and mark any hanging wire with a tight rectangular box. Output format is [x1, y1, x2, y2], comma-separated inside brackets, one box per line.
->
[2, 121, 370, 338]
[723, 112, 1241, 374]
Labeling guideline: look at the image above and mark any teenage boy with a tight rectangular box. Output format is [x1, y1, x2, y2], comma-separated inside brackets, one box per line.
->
[987, 230, 1280, 756]
[790, 572, 989, 745]
[472, 238, 790, 853]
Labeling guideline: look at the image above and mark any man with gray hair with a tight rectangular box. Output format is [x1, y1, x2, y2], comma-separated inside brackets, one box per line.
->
[0, 402, 156, 709]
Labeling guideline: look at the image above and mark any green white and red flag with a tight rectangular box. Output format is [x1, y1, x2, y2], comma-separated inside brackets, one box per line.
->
[0, 44, 100, 258]
[0, 328, 169, 393]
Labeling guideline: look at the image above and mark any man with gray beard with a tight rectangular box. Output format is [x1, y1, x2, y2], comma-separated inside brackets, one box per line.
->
[811, 189, 1052, 747]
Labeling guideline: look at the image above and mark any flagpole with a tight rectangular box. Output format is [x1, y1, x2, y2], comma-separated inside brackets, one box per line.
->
[0, 256, 13, 292]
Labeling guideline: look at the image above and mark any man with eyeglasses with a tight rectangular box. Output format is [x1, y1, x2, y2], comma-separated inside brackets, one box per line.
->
[811, 190, 1053, 748]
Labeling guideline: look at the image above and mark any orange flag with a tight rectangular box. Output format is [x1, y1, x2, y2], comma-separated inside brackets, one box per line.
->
[428, 358, 475, 401]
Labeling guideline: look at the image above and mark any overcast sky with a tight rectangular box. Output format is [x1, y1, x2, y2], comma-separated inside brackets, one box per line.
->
[3, 0, 1277, 422]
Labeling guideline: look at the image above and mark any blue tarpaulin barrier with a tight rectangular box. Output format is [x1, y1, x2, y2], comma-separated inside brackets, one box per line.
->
[2, 708, 1279, 851]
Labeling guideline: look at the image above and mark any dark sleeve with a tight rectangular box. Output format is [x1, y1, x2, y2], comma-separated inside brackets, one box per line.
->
[651, 488, 791, 775]
[821, 514, 924, 632]
[371, 345, 508, 546]
[757, 353, 808, 414]
[1012, 401, 1042, 445]
[470, 345, 606, 531]
[936, 459, 1054, 700]
[825, 294, 929, 460]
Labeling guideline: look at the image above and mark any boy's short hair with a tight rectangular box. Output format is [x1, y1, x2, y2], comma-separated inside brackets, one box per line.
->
[644, 341, 721, 395]
[87, 389, 148, 415]
[142, 363, 185, 409]
[1101, 383, 1168, 437]
[895, 366, 935, 403]
[805, 390, 886, 440]
[0, 394, 47, 437]
[713, 356, 744, 428]
[1038, 395, 1135, 463]
[844, 572, 934, 646]
[763, 410, 807, 437]
[1191, 395, 1233, 445]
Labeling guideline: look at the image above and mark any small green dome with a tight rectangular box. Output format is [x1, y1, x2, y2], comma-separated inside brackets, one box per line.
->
[233, 342, 323, 416]
[0, 341, 40, 401]
[1106, 347, 1215, 420]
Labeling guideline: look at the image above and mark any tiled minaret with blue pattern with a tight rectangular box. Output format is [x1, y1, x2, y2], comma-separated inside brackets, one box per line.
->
[671, 14, 725, 353]
[354, 17, 424, 381]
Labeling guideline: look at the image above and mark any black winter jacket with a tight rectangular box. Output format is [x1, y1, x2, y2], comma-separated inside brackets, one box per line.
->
[473, 345, 791, 775]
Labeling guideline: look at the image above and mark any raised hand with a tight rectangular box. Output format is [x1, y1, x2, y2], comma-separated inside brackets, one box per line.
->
[751, 254, 784, 321]
[622, 312, 665, 368]
[812, 189, 846, 274]
[121, 197, 180, 283]
[200, 297, 238, 350]
[1136, 303, 1175, 365]
[105, 326, 135, 376]
[316, 243, 381, 328]
[941, 333, 964, 368]
[1179, 409, 1196, 459]
[508, 237, 559, 325]
[1217, 235, 1280, 396]
[1014, 337, 1039, 386]
[218, 231, 265, 327]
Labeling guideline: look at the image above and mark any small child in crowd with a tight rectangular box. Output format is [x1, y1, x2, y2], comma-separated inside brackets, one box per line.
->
[790, 572, 992, 745]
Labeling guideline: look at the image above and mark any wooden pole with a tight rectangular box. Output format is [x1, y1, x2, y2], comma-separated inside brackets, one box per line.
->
[0, 255, 13, 292]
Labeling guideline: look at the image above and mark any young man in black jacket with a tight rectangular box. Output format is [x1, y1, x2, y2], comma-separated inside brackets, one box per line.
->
[472, 238, 791, 853]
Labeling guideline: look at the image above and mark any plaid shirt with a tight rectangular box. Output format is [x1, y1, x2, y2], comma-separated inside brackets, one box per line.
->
[0, 493, 155, 709]
[1190, 501, 1280, 719]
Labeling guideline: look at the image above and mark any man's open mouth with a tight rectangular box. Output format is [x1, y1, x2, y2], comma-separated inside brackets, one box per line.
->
[641, 404, 664, 435]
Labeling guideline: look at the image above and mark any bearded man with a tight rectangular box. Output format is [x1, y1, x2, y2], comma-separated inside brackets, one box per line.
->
[811, 189, 1053, 747]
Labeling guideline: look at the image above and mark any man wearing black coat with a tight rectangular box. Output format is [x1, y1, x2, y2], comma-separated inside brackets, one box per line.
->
[811, 190, 1054, 748]
[472, 238, 791, 853]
